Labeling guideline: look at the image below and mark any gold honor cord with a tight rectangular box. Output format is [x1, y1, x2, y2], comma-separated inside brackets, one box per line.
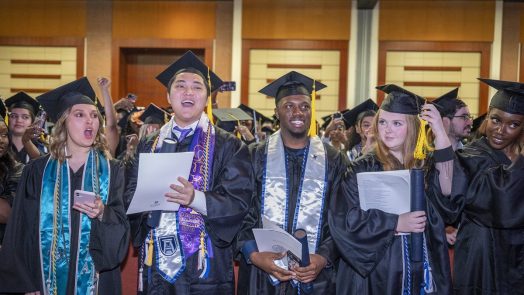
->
[206, 67, 214, 124]
[308, 80, 317, 137]
[414, 100, 435, 160]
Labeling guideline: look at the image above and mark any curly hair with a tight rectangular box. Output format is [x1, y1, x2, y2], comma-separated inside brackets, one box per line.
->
[48, 107, 111, 162]
[371, 110, 424, 171]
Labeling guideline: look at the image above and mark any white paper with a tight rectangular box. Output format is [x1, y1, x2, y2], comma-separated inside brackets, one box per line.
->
[126, 152, 194, 215]
[357, 169, 411, 215]
[253, 219, 302, 260]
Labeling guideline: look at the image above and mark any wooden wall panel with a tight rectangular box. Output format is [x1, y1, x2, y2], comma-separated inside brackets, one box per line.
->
[379, 1, 495, 42]
[500, 1, 521, 82]
[243, 0, 351, 40]
[113, 2, 216, 39]
[0, 1, 86, 37]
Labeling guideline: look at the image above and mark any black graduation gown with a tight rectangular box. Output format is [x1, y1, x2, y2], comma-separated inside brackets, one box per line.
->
[0, 155, 130, 294]
[9, 140, 47, 164]
[328, 153, 452, 295]
[235, 141, 345, 295]
[447, 137, 524, 294]
[125, 127, 253, 294]
[0, 161, 23, 245]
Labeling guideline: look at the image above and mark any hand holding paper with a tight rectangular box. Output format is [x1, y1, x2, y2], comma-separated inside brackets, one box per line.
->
[126, 152, 194, 214]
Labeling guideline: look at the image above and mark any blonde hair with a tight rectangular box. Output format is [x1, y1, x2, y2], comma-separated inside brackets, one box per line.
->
[49, 106, 111, 162]
[372, 110, 424, 171]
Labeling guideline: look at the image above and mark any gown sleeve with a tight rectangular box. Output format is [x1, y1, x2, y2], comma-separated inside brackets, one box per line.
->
[328, 155, 398, 277]
[463, 154, 524, 228]
[125, 135, 155, 247]
[316, 146, 346, 265]
[0, 159, 46, 293]
[89, 160, 130, 272]
[234, 142, 262, 261]
[203, 129, 253, 248]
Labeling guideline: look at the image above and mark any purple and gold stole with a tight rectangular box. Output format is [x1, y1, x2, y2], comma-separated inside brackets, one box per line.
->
[146, 113, 215, 283]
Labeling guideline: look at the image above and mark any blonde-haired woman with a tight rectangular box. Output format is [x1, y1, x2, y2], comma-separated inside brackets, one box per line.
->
[329, 85, 454, 294]
[0, 77, 129, 295]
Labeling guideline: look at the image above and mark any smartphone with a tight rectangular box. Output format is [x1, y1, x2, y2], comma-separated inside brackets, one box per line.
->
[33, 110, 47, 129]
[219, 81, 236, 92]
[73, 190, 97, 205]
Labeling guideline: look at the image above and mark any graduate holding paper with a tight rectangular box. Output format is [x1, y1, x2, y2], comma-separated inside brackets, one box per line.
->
[124, 51, 253, 294]
[328, 84, 454, 294]
[236, 71, 347, 295]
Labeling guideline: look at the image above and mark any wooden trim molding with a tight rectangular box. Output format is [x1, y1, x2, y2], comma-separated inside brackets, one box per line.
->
[0, 37, 85, 78]
[520, 43, 524, 82]
[11, 60, 61, 65]
[378, 41, 491, 113]
[242, 39, 348, 110]
[11, 88, 52, 93]
[404, 66, 462, 72]
[11, 74, 61, 79]
[111, 38, 214, 100]
[267, 64, 322, 69]
[404, 81, 461, 87]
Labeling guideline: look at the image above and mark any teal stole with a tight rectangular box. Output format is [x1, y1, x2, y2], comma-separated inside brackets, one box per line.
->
[39, 150, 110, 295]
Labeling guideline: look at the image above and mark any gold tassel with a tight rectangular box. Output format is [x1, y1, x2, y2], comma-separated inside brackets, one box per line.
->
[145, 231, 154, 266]
[308, 80, 317, 137]
[206, 67, 214, 124]
[414, 118, 435, 160]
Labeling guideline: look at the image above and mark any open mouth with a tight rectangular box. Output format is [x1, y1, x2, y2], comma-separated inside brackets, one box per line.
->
[181, 100, 195, 107]
[84, 128, 94, 139]
[290, 120, 304, 127]
[491, 137, 504, 145]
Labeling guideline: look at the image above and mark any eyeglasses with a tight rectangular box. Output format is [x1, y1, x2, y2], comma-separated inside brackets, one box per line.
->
[452, 114, 473, 121]
[8, 113, 31, 121]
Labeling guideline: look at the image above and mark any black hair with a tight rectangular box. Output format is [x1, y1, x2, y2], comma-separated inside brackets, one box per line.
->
[167, 68, 211, 96]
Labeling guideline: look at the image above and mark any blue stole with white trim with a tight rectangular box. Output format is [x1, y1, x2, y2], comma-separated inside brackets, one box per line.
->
[39, 150, 110, 295]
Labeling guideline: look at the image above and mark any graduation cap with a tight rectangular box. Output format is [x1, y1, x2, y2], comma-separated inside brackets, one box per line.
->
[238, 104, 273, 124]
[478, 78, 524, 115]
[139, 103, 170, 125]
[5, 92, 41, 115]
[156, 50, 223, 93]
[376, 84, 425, 115]
[432, 88, 463, 117]
[213, 108, 252, 134]
[471, 112, 487, 134]
[36, 77, 97, 122]
[259, 71, 327, 103]
[342, 99, 379, 128]
[213, 108, 252, 123]
[259, 71, 327, 136]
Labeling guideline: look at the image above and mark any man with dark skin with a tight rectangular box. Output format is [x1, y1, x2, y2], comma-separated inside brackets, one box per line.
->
[237, 71, 346, 295]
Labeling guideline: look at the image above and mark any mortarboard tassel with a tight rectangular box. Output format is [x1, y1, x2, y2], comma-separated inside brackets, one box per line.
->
[414, 113, 434, 160]
[145, 231, 154, 267]
[308, 80, 317, 137]
[206, 67, 214, 124]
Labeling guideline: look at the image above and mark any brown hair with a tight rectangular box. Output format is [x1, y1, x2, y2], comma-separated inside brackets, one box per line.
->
[49, 107, 111, 162]
[371, 110, 424, 171]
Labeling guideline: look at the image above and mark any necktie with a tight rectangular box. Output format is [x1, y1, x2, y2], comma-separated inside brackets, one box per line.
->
[173, 126, 192, 142]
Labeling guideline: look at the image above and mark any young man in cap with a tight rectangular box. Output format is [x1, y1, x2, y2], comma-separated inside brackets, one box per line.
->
[125, 51, 253, 294]
[5, 92, 47, 163]
[432, 88, 474, 246]
[236, 71, 346, 294]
